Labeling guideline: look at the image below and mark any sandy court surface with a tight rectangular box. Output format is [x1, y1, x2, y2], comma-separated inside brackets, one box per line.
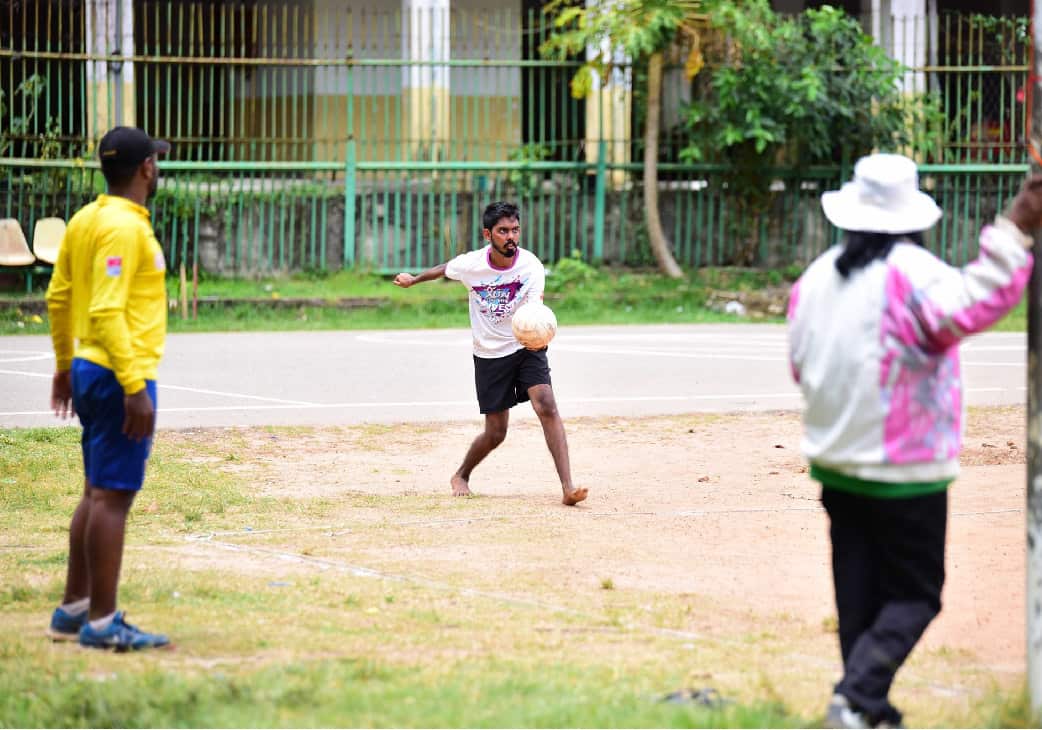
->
[169, 404, 1026, 675]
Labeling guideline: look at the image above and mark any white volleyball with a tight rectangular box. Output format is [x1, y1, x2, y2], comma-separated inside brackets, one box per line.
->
[511, 301, 558, 350]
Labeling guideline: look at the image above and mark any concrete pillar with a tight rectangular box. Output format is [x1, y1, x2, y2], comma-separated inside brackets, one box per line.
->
[85, 0, 135, 140]
[885, 0, 929, 95]
[402, 0, 450, 161]
[584, 1, 631, 187]
[870, 0, 892, 54]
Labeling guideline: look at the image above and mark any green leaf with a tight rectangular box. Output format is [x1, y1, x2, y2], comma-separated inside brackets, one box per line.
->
[569, 65, 595, 99]
[553, 6, 584, 29]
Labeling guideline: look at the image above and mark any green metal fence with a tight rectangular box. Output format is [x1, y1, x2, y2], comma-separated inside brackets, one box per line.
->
[2, 3, 1030, 163]
[932, 12, 1028, 164]
[0, 2, 1032, 274]
[3, 157, 1028, 274]
[0, 0, 593, 164]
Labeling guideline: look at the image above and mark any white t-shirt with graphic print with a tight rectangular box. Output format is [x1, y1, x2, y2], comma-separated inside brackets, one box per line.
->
[444, 245, 546, 358]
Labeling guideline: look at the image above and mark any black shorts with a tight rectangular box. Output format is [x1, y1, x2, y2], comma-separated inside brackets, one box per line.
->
[473, 347, 552, 414]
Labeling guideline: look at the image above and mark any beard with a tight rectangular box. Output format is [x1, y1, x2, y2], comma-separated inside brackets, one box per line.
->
[495, 242, 517, 258]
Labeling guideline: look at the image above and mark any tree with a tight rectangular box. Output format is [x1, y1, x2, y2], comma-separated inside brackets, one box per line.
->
[681, 0, 943, 263]
[540, 0, 704, 279]
[0, 74, 47, 158]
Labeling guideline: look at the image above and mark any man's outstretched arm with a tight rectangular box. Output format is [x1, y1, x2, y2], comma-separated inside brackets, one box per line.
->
[393, 262, 448, 288]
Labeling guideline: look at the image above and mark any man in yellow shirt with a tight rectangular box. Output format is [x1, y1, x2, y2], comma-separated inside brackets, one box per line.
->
[45, 126, 171, 651]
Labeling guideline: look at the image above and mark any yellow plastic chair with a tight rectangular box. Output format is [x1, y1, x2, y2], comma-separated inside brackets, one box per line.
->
[32, 217, 66, 264]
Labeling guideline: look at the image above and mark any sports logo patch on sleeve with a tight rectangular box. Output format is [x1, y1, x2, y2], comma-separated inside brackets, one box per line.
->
[105, 256, 123, 277]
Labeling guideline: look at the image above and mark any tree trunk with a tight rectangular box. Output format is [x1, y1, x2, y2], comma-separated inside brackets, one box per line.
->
[644, 51, 684, 279]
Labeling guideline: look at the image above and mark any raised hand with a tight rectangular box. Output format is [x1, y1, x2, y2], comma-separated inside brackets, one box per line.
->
[1005, 175, 1042, 234]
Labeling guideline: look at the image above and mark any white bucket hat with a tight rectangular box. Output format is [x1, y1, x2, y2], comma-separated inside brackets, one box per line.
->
[821, 153, 942, 233]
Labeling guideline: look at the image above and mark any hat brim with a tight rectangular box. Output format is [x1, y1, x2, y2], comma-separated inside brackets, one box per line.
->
[821, 183, 941, 234]
[152, 139, 171, 155]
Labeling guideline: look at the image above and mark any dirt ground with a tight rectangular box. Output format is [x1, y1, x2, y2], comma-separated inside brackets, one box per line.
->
[171, 404, 1026, 680]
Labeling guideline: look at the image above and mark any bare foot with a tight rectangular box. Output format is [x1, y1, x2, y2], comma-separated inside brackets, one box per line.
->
[562, 486, 588, 506]
[451, 474, 472, 497]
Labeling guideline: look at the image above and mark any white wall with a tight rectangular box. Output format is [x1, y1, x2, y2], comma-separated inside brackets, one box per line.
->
[450, 0, 521, 98]
[308, 0, 520, 99]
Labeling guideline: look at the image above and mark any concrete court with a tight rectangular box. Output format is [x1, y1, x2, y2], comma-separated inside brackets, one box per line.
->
[0, 324, 1027, 430]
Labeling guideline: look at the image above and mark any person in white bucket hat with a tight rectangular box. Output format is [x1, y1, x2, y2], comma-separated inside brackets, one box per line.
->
[787, 153, 1042, 729]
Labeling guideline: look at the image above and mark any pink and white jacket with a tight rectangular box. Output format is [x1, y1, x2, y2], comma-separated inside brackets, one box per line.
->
[787, 218, 1032, 484]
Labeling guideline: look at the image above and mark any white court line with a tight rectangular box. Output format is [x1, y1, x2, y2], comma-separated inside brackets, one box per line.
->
[358, 331, 792, 342]
[1, 387, 1028, 418]
[565, 333, 788, 343]
[355, 332, 793, 359]
[0, 393, 803, 417]
[553, 344, 788, 361]
[356, 330, 1025, 349]
[0, 352, 52, 364]
[557, 346, 1025, 366]
[354, 335, 1026, 364]
[159, 383, 318, 406]
[0, 368, 318, 406]
[0, 343, 1026, 385]
[0, 368, 50, 379]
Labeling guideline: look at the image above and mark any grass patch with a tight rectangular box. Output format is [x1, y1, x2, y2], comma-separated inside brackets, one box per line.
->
[4, 263, 1028, 335]
[975, 685, 1042, 729]
[0, 427, 276, 536]
[994, 297, 1027, 332]
[0, 656, 805, 728]
[0, 422, 1028, 727]
[1, 267, 785, 335]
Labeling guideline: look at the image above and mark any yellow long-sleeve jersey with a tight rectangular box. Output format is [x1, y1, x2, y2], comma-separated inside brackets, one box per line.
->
[45, 194, 167, 395]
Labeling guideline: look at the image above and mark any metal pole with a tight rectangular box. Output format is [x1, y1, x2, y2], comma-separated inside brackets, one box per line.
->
[593, 138, 606, 262]
[1028, 0, 1042, 714]
[344, 61, 355, 270]
[345, 138, 356, 269]
[113, 0, 123, 124]
[877, 0, 892, 57]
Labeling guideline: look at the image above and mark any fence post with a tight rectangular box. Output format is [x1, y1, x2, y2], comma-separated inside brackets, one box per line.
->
[593, 138, 607, 262]
[344, 64, 356, 270]
[344, 139, 356, 270]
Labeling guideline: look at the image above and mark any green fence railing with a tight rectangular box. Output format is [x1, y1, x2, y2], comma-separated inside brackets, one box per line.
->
[0, 2, 1031, 281]
[2, 158, 1029, 275]
[0, 3, 1030, 165]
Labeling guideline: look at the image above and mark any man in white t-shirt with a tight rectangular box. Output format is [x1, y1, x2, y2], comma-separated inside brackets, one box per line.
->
[393, 201, 588, 506]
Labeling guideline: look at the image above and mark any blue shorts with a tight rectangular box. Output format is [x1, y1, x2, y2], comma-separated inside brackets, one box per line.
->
[72, 358, 157, 492]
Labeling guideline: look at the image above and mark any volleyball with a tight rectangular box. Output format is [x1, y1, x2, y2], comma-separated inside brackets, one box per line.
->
[511, 301, 557, 350]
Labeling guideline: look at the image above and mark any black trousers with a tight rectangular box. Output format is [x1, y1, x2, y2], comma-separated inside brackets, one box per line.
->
[821, 487, 947, 726]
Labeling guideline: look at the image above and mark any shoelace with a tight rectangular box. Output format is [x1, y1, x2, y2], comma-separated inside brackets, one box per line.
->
[116, 614, 142, 634]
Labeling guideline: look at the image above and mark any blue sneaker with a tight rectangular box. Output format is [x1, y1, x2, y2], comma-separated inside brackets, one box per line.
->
[47, 606, 87, 642]
[78, 612, 170, 651]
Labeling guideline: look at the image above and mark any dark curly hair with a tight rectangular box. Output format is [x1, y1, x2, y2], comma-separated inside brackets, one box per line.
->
[482, 201, 520, 232]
